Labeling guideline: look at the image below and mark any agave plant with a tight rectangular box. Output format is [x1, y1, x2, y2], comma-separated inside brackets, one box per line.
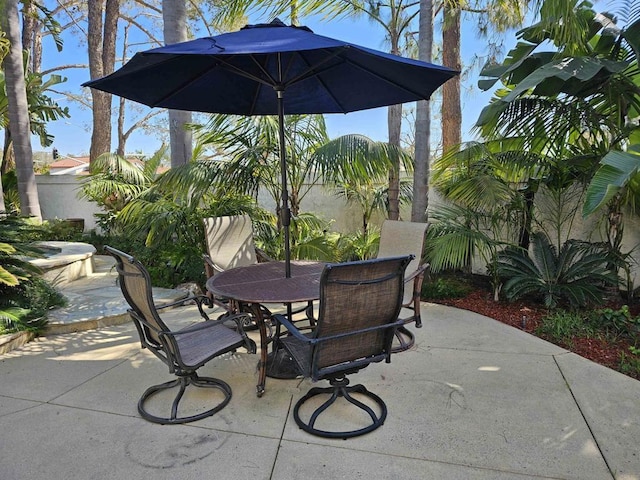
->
[496, 232, 618, 309]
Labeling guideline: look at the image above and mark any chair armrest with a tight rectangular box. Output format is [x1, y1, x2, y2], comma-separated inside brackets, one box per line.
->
[274, 313, 405, 344]
[255, 247, 275, 263]
[272, 313, 314, 342]
[156, 295, 211, 320]
[405, 263, 430, 284]
[203, 254, 225, 274]
[402, 263, 429, 328]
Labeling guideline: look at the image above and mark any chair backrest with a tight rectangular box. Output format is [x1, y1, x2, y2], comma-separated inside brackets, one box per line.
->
[203, 215, 258, 271]
[377, 220, 428, 302]
[311, 255, 412, 379]
[104, 246, 173, 358]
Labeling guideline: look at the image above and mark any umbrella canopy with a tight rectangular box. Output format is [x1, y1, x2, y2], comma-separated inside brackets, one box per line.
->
[84, 19, 458, 276]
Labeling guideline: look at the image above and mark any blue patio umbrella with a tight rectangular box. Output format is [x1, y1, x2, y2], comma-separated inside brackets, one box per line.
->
[84, 19, 458, 277]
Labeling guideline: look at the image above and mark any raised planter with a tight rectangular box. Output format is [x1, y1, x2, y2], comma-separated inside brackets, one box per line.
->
[30, 241, 96, 286]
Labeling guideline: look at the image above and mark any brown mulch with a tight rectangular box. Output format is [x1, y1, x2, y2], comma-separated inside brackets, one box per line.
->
[431, 288, 640, 380]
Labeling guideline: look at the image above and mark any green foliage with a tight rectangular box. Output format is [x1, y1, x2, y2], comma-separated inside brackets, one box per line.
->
[79, 151, 163, 235]
[425, 204, 505, 273]
[619, 349, 640, 379]
[1, 170, 20, 214]
[0, 215, 65, 334]
[191, 113, 329, 216]
[496, 232, 617, 308]
[421, 276, 472, 300]
[254, 212, 341, 262]
[313, 134, 413, 233]
[95, 232, 206, 290]
[0, 58, 70, 148]
[591, 305, 640, 341]
[535, 310, 597, 345]
[35, 219, 86, 242]
[334, 228, 380, 262]
[584, 147, 640, 215]
[473, 1, 640, 290]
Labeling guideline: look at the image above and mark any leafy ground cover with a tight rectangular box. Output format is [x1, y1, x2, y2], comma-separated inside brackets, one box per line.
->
[424, 274, 640, 381]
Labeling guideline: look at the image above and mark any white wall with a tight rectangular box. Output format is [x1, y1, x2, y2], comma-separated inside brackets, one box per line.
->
[36, 175, 101, 231]
[35, 174, 640, 284]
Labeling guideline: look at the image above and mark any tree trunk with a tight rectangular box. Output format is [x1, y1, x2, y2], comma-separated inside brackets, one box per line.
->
[87, 0, 119, 164]
[412, 0, 434, 223]
[2, 130, 15, 174]
[1, 0, 42, 220]
[388, 104, 402, 220]
[20, 0, 36, 72]
[163, 0, 192, 168]
[0, 170, 5, 213]
[441, 2, 461, 154]
[387, 30, 402, 221]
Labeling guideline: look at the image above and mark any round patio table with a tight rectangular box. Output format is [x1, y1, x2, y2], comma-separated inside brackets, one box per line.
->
[206, 260, 324, 397]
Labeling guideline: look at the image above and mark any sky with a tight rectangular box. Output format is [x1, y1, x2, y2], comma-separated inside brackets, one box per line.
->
[29, 5, 569, 158]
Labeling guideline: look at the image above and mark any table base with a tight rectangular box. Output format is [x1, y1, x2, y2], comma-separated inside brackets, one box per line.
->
[265, 347, 301, 379]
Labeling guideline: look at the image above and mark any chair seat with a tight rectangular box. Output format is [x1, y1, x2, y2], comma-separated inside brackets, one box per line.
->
[175, 322, 245, 368]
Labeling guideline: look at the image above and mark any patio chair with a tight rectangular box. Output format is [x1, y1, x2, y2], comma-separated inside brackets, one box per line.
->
[203, 215, 273, 313]
[105, 245, 256, 425]
[203, 215, 312, 341]
[274, 255, 413, 439]
[377, 220, 430, 352]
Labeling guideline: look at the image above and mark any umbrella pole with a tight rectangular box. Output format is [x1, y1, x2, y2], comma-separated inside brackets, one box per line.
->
[276, 88, 291, 278]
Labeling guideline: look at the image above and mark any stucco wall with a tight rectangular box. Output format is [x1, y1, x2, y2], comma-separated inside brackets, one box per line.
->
[35, 174, 640, 285]
[36, 175, 102, 231]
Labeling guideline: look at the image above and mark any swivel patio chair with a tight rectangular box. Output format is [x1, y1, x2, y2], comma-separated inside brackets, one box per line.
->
[377, 220, 430, 352]
[105, 245, 256, 425]
[203, 214, 312, 344]
[274, 255, 413, 439]
[203, 215, 273, 313]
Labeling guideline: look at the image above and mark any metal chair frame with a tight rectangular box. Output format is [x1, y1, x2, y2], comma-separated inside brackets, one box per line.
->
[106, 245, 256, 425]
[275, 255, 412, 439]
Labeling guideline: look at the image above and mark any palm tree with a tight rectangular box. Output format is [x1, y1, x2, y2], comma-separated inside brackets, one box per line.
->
[1, 70, 70, 174]
[1, 0, 41, 220]
[313, 133, 414, 233]
[412, 0, 433, 222]
[1, 27, 10, 214]
[162, 0, 192, 168]
[79, 150, 165, 234]
[187, 113, 329, 219]
[348, 1, 419, 221]
[439, 0, 529, 157]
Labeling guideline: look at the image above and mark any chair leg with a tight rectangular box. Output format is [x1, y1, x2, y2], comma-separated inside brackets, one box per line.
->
[391, 325, 415, 353]
[293, 377, 387, 439]
[138, 373, 232, 425]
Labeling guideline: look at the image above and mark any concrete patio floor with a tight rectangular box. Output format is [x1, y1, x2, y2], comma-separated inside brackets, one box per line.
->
[1, 259, 639, 479]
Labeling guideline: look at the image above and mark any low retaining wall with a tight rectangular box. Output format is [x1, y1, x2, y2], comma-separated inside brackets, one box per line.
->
[30, 241, 97, 287]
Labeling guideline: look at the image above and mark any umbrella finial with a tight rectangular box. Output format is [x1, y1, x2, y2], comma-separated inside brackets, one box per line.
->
[241, 18, 313, 33]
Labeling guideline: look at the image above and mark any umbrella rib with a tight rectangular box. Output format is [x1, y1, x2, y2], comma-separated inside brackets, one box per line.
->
[214, 55, 279, 87]
[344, 53, 438, 101]
[282, 47, 350, 88]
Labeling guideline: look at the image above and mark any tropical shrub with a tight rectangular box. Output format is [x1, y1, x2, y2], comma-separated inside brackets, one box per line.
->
[0, 215, 65, 333]
[79, 151, 164, 235]
[335, 228, 380, 262]
[496, 232, 617, 308]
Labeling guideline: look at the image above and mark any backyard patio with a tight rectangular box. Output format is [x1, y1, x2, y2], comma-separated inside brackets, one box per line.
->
[1, 259, 639, 479]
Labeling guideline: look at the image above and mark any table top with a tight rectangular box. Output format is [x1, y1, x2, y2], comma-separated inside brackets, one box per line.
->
[206, 261, 325, 304]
